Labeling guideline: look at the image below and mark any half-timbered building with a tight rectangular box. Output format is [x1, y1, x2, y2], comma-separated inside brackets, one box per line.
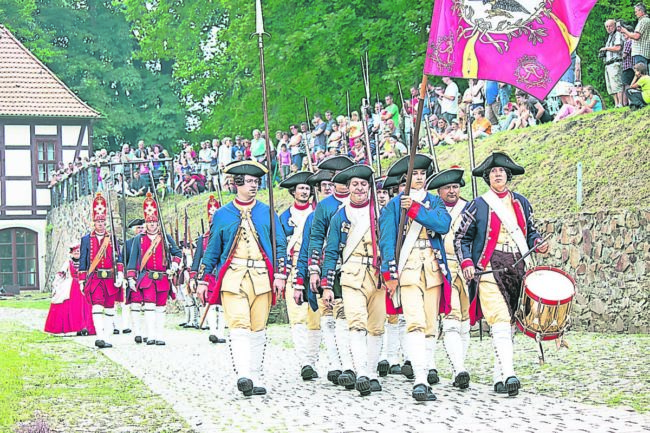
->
[0, 25, 101, 291]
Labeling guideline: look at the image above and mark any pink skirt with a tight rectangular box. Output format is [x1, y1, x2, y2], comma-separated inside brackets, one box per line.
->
[44, 280, 96, 335]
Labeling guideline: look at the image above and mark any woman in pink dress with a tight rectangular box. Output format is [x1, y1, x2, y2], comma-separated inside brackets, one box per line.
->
[44, 244, 96, 336]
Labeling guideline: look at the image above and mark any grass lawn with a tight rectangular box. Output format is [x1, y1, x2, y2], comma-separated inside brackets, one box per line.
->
[0, 293, 51, 310]
[0, 319, 194, 433]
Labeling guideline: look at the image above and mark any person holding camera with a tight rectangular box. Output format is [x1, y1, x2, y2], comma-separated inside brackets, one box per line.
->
[601, 20, 625, 107]
[618, 4, 650, 68]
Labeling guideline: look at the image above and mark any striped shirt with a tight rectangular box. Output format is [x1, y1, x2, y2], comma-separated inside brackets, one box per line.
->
[631, 16, 650, 59]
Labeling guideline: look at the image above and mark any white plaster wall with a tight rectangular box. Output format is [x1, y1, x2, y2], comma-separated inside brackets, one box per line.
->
[35, 125, 57, 135]
[36, 188, 51, 207]
[0, 219, 46, 291]
[4, 148, 32, 177]
[4, 180, 32, 206]
[4, 125, 30, 146]
[62, 126, 81, 147]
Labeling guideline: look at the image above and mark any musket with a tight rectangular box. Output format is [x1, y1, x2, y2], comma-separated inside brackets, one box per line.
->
[174, 203, 180, 246]
[303, 97, 315, 173]
[465, 104, 480, 339]
[423, 114, 440, 172]
[104, 190, 119, 279]
[184, 207, 189, 248]
[201, 218, 205, 235]
[397, 80, 411, 148]
[392, 75, 429, 308]
[253, 0, 278, 271]
[147, 171, 172, 263]
[361, 53, 381, 176]
[214, 167, 224, 204]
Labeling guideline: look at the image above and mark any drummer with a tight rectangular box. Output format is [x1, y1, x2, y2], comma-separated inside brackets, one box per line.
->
[454, 152, 548, 397]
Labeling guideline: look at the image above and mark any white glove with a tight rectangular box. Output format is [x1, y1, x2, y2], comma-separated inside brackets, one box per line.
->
[79, 281, 85, 295]
[171, 261, 179, 273]
[128, 278, 136, 291]
[114, 271, 124, 288]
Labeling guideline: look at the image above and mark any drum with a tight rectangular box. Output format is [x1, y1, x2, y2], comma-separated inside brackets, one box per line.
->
[515, 266, 576, 341]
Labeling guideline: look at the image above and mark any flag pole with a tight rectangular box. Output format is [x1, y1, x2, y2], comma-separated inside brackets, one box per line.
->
[253, 0, 277, 270]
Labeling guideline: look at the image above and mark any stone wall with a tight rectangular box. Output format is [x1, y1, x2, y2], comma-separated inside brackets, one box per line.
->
[536, 210, 649, 334]
[45, 199, 649, 333]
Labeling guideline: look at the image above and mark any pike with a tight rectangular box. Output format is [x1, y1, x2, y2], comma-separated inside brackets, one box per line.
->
[302, 97, 315, 173]
[253, 0, 278, 272]
[392, 75, 429, 308]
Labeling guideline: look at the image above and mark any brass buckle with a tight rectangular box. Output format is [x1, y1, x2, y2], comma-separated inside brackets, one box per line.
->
[100, 270, 108, 279]
[247, 259, 256, 268]
[152, 272, 160, 280]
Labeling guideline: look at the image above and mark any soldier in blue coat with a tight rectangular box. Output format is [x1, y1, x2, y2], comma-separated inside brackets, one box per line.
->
[379, 154, 452, 402]
[122, 218, 144, 343]
[454, 152, 548, 397]
[196, 160, 288, 397]
[305, 156, 356, 387]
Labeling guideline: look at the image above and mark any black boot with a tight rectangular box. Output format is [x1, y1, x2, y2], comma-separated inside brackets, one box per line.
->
[355, 376, 371, 397]
[122, 328, 132, 334]
[113, 329, 120, 335]
[369, 379, 382, 392]
[505, 376, 521, 397]
[81, 328, 89, 336]
[209, 335, 219, 344]
[252, 387, 267, 396]
[337, 370, 356, 389]
[237, 377, 254, 396]
[427, 369, 440, 385]
[327, 370, 342, 384]
[401, 361, 414, 379]
[377, 360, 390, 377]
[301, 365, 316, 381]
[412, 383, 436, 402]
[135, 336, 143, 344]
[493, 381, 508, 394]
[389, 364, 402, 375]
[146, 339, 156, 345]
[452, 371, 470, 389]
[95, 340, 112, 349]
[178, 322, 187, 327]
[155, 340, 166, 346]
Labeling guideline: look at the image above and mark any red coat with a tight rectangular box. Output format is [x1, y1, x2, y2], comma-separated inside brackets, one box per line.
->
[78, 232, 123, 297]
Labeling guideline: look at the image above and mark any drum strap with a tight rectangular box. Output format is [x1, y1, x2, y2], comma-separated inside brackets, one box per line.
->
[482, 190, 531, 267]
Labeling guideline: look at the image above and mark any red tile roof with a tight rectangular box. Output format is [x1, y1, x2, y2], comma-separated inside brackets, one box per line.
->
[0, 25, 101, 118]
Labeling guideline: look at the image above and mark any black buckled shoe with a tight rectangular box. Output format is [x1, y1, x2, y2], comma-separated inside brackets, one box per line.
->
[252, 386, 267, 396]
[237, 377, 254, 396]
[493, 381, 508, 394]
[122, 328, 132, 334]
[377, 360, 390, 377]
[301, 365, 316, 381]
[355, 376, 371, 397]
[155, 340, 166, 346]
[452, 371, 470, 390]
[327, 370, 342, 384]
[113, 329, 120, 335]
[81, 328, 89, 336]
[95, 340, 112, 349]
[209, 335, 218, 344]
[369, 379, 382, 393]
[135, 336, 143, 344]
[310, 370, 319, 379]
[412, 383, 437, 402]
[178, 322, 187, 327]
[389, 364, 402, 375]
[505, 376, 521, 397]
[427, 369, 440, 385]
[146, 339, 156, 345]
[337, 370, 356, 389]
[401, 361, 414, 380]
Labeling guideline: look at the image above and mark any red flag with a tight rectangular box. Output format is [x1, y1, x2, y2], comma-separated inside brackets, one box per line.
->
[424, 0, 597, 99]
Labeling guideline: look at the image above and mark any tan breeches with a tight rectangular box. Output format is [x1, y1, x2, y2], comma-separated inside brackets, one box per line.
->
[477, 271, 511, 326]
[286, 279, 321, 330]
[446, 263, 469, 322]
[222, 273, 271, 332]
[341, 267, 385, 336]
[387, 314, 400, 325]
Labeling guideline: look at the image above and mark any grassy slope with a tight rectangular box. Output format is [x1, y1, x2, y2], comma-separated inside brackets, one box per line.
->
[0, 319, 193, 433]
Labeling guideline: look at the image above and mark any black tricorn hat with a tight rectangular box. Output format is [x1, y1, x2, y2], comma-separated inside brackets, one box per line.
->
[223, 160, 268, 177]
[471, 152, 524, 176]
[279, 171, 313, 189]
[331, 165, 374, 184]
[306, 169, 334, 186]
[317, 155, 354, 171]
[386, 154, 433, 178]
[376, 176, 387, 190]
[128, 218, 145, 228]
[426, 167, 466, 190]
[383, 174, 406, 190]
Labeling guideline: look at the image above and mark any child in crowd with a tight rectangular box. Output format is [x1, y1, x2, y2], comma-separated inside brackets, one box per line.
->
[278, 144, 291, 180]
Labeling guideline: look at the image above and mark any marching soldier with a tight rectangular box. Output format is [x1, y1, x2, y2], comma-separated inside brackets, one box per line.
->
[126, 193, 182, 346]
[294, 169, 341, 384]
[322, 165, 385, 396]
[455, 152, 548, 397]
[427, 167, 471, 389]
[279, 172, 321, 380]
[190, 196, 226, 343]
[379, 154, 452, 402]
[197, 161, 287, 397]
[122, 218, 146, 343]
[306, 156, 355, 388]
[79, 192, 124, 349]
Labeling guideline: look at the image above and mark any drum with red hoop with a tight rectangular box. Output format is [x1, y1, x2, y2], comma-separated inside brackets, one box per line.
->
[515, 266, 576, 341]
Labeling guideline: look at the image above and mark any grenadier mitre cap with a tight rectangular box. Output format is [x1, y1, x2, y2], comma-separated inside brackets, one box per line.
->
[143, 192, 159, 223]
[279, 171, 313, 189]
[224, 160, 268, 177]
[472, 152, 525, 176]
[207, 195, 220, 220]
[306, 169, 334, 186]
[92, 192, 107, 222]
[426, 166, 466, 190]
[386, 154, 433, 178]
[331, 164, 374, 184]
[317, 155, 354, 171]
